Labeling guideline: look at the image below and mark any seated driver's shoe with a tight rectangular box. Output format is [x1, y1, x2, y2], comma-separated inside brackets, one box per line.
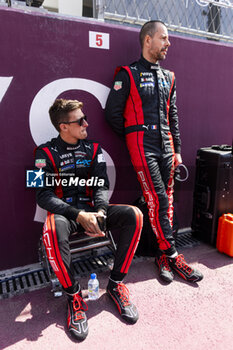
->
[66, 290, 88, 341]
[169, 254, 203, 283]
[107, 279, 139, 324]
[155, 254, 174, 283]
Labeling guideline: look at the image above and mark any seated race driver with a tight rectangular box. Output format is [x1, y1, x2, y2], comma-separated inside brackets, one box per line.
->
[34, 98, 142, 341]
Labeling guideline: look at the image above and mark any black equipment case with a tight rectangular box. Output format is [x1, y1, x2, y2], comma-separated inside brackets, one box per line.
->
[191, 145, 233, 245]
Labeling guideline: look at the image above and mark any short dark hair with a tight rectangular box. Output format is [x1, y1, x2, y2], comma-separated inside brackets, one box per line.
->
[139, 20, 167, 48]
[49, 99, 83, 132]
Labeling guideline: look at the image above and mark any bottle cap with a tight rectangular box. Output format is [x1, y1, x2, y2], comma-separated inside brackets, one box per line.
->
[91, 273, 96, 279]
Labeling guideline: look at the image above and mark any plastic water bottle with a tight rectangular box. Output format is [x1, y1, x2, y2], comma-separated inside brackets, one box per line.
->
[88, 273, 99, 300]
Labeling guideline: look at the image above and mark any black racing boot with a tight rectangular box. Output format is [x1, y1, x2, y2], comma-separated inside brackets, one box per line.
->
[107, 279, 139, 324]
[155, 253, 174, 283]
[169, 254, 203, 282]
[66, 290, 88, 341]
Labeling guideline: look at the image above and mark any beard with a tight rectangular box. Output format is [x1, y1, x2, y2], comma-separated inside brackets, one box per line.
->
[157, 48, 167, 61]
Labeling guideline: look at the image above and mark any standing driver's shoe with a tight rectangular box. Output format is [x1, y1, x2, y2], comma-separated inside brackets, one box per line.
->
[155, 253, 174, 283]
[169, 254, 203, 282]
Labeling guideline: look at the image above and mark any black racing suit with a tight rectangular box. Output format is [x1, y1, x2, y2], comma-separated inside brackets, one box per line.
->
[105, 56, 181, 256]
[35, 135, 142, 291]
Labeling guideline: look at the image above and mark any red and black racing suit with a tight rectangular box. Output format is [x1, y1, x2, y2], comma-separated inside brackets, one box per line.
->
[35, 135, 142, 291]
[105, 56, 181, 256]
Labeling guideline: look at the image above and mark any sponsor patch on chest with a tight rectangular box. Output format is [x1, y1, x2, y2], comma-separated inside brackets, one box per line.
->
[158, 78, 169, 87]
[139, 72, 155, 90]
[140, 72, 153, 77]
[75, 151, 87, 158]
[60, 158, 74, 167]
[98, 153, 105, 163]
[59, 153, 73, 159]
[59, 164, 75, 172]
[76, 159, 92, 167]
[140, 82, 155, 88]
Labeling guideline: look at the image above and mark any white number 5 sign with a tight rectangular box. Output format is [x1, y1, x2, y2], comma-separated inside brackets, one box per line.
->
[89, 31, 110, 50]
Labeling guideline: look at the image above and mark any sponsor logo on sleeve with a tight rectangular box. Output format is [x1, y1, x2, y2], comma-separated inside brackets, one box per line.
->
[35, 159, 46, 168]
[114, 81, 122, 91]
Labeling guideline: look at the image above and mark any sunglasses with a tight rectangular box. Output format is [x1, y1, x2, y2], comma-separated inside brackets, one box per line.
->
[59, 115, 87, 127]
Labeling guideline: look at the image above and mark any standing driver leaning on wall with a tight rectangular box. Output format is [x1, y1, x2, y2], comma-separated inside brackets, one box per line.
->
[105, 20, 203, 284]
[35, 99, 142, 341]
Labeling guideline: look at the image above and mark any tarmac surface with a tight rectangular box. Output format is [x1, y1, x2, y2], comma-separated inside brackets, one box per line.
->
[0, 243, 233, 350]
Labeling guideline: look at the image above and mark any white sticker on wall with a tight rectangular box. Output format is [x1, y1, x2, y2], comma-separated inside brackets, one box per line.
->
[89, 31, 110, 50]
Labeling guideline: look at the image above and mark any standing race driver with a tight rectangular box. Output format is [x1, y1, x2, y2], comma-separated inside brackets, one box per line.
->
[35, 99, 142, 341]
[105, 20, 203, 284]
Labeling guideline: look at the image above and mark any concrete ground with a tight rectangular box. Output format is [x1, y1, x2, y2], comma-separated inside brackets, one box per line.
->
[0, 243, 233, 350]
